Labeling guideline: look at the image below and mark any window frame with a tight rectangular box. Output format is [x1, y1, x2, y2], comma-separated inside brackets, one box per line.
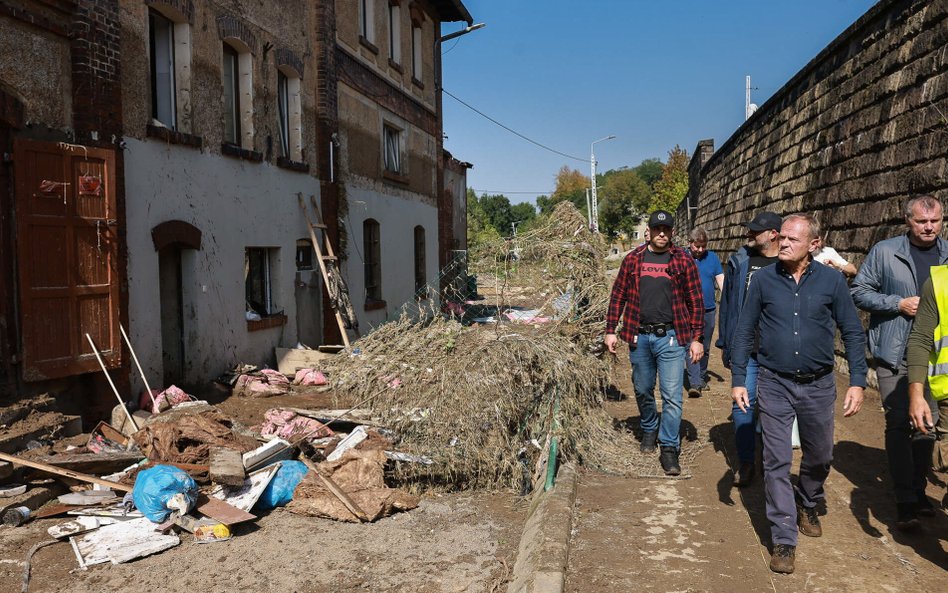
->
[363, 219, 382, 303]
[245, 247, 280, 317]
[222, 43, 241, 145]
[382, 123, 402, 175]
[360, 0, 376, 44]
[388, 1, 401, 64]
[411, 23, 422, 81]
[149, 8, 177, 129]
[277, 71, 290, 158]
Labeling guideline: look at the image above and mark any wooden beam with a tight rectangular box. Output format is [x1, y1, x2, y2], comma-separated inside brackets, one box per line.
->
[0, 451, 132, 492]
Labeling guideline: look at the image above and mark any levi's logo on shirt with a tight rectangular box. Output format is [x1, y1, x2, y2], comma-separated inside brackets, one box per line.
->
[641, 263, 670, 279]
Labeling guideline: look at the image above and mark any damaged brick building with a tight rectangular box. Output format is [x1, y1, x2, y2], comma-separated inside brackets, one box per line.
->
[0, 0, 473, 416]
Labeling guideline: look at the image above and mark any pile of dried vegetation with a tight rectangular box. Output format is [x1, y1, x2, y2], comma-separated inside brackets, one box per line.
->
[320, 202, 637, 492]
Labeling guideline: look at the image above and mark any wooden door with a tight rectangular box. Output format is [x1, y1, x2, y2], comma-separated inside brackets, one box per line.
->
[13, 139, 121, 381]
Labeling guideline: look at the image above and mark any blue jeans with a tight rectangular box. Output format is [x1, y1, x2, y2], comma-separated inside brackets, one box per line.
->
[686, 309, 716, 388]
[733, 356, 759, 464]
[630, 329, 687, 450]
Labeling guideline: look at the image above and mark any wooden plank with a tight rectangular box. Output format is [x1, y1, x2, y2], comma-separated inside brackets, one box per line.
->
[209, 463, 280, 512]
[242, 438, 293, 472]
[33, 503, 83, 519]
[209, 447, 245, 486]
[73, 517, 180, 566]
[275, 347, 335, 375]
[194, 495, 256, 525]
[0, 451, 133, 492]
[31, 451, 144, 475]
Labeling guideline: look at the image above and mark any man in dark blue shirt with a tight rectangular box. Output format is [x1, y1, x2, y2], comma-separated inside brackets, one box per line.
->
[730, 214, 867, 575]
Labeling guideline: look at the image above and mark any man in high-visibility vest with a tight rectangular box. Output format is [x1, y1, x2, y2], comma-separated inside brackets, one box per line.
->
[852, 194, 948, 528]
[906, 263, 948, 512]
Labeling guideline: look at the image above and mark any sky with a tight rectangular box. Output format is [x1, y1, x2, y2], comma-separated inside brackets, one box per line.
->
[440, 0, 880, 206]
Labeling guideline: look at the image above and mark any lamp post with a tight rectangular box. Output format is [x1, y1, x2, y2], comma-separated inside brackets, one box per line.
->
[590, 135, 616, 233]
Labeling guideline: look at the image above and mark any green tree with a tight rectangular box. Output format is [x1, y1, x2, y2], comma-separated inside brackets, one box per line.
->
[536, 194, 554, 215]
[650, 145, 689, 213]
[479, 193, 516, 236]
[598, 170, 650, 238]
[510, 201, 537, 234]
[467, 189, 500, 249]
[549, 165, 591, 214]
[633, 158, 664, 188]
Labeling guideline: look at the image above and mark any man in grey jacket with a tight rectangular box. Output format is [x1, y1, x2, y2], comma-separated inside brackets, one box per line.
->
[851, 194, 947, 528]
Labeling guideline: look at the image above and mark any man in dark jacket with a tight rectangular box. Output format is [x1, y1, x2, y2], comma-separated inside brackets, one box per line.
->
[605, 210, 705, 475]
[717, 211, 782, 486]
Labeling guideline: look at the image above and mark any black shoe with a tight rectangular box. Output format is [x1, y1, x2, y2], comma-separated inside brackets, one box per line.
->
[660, 447, 681, 476]
[895, 502, 921, 530]
[701, 383, 711, 392]
[687, 385, 703, 398]
[916, 493, 936, 517]
[640, 431, 658, 453]
[734, 462, 755, 488]
[796, 502, 822, 537]
[769, 544, 795, 574]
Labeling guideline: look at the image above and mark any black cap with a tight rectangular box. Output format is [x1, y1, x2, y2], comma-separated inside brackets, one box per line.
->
[746, 211, 782, 232]
[648, 210, 675, 229]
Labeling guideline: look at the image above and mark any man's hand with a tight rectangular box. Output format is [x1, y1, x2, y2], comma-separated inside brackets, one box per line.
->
[689, 341, 704, 364]
[842, 386, 864, 417]
[899, 296, 920, 317]
[908, 382, 933, 434]
[604, 333, 618, 354]
[731, 387, 749, 413]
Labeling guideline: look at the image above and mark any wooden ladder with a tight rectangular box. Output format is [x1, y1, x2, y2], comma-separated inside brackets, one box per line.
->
[297, 193, 356, 348]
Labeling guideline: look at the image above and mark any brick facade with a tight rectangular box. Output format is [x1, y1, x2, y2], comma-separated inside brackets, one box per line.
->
[215, 14, 258, 53]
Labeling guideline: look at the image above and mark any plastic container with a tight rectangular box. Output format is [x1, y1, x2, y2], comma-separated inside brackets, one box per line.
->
[2, 506, 31, 527]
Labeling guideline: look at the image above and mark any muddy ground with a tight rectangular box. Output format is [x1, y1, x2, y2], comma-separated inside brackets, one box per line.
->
[0, 388, 524, 593]
[566, 343, 948, 593]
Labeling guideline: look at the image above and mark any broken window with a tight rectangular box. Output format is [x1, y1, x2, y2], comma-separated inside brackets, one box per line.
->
[245, 247, 280, 316]
[363, 219, 382, 302]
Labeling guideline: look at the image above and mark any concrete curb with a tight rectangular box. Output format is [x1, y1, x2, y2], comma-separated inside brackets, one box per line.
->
[506, 463, 578, 593]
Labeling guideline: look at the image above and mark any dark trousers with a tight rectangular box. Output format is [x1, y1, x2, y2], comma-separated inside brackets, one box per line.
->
[877, 363, 938, 504]
[758, 366, 836, 546]
[685, 309, 716, 388]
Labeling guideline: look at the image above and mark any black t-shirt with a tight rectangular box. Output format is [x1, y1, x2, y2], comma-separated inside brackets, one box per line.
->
[745, 254, 778, 297]
[640, 249, 673, 324]
[910, 243, 940, 293]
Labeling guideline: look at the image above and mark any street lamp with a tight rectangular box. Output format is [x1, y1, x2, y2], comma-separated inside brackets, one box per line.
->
[590, 135, 616, 233]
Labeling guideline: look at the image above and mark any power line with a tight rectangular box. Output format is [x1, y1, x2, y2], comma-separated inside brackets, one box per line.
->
[442, 89, 589, 163]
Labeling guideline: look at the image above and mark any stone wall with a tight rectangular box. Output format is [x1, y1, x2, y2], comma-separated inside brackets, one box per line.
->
[689, 0, 947, 267]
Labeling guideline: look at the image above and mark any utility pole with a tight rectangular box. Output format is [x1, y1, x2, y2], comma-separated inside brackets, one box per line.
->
[585, 188, 592, 230]
[590, 135, 616, 233]
[745, 75, 758, 120]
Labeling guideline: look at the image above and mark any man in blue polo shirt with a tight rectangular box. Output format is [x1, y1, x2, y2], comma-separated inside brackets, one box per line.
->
[685, 227, 723, 397]
[730, 213, 867, 574]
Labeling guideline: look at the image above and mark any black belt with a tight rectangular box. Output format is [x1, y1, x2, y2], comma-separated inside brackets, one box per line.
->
[639, 323, 671, 336]
[773, 366, 834, 384]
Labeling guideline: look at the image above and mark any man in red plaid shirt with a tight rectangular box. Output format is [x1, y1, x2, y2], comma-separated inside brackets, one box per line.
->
[605, 210, 705, 475]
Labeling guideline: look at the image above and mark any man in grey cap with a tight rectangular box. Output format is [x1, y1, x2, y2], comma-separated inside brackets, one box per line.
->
[606, 210, 705, 475]
[717, 210, 782, 487]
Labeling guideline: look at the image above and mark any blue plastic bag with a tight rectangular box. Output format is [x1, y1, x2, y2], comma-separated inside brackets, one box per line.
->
[132, 464, 199, 523]
[254, 461, 308, 511]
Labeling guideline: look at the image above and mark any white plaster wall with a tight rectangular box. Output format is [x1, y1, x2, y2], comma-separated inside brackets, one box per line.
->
[124, 137, 320, 392]
[343, 184, 440, 331]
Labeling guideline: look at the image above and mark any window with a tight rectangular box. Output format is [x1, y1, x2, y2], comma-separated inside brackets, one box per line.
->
[383, 124, 402, 174]
[222, 44, 240, 144]
[360, 0, 375, 44]
[388, 1, 401, 63]
[411, 23, 422, 80]
[222, 41, 253, 149]
[277, 68, 303, 162]
[632, 230, 640, 240]
[414, 225, 426, 292]
[149, 9, 176, 129]
[246, 248, 280, 316]
[296, 239, 313, 271]
[363, 219, 382, 302]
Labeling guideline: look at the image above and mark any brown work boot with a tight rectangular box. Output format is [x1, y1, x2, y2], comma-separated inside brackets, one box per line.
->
[769, 544, 795, 574]
[796, 502, 822, 537]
